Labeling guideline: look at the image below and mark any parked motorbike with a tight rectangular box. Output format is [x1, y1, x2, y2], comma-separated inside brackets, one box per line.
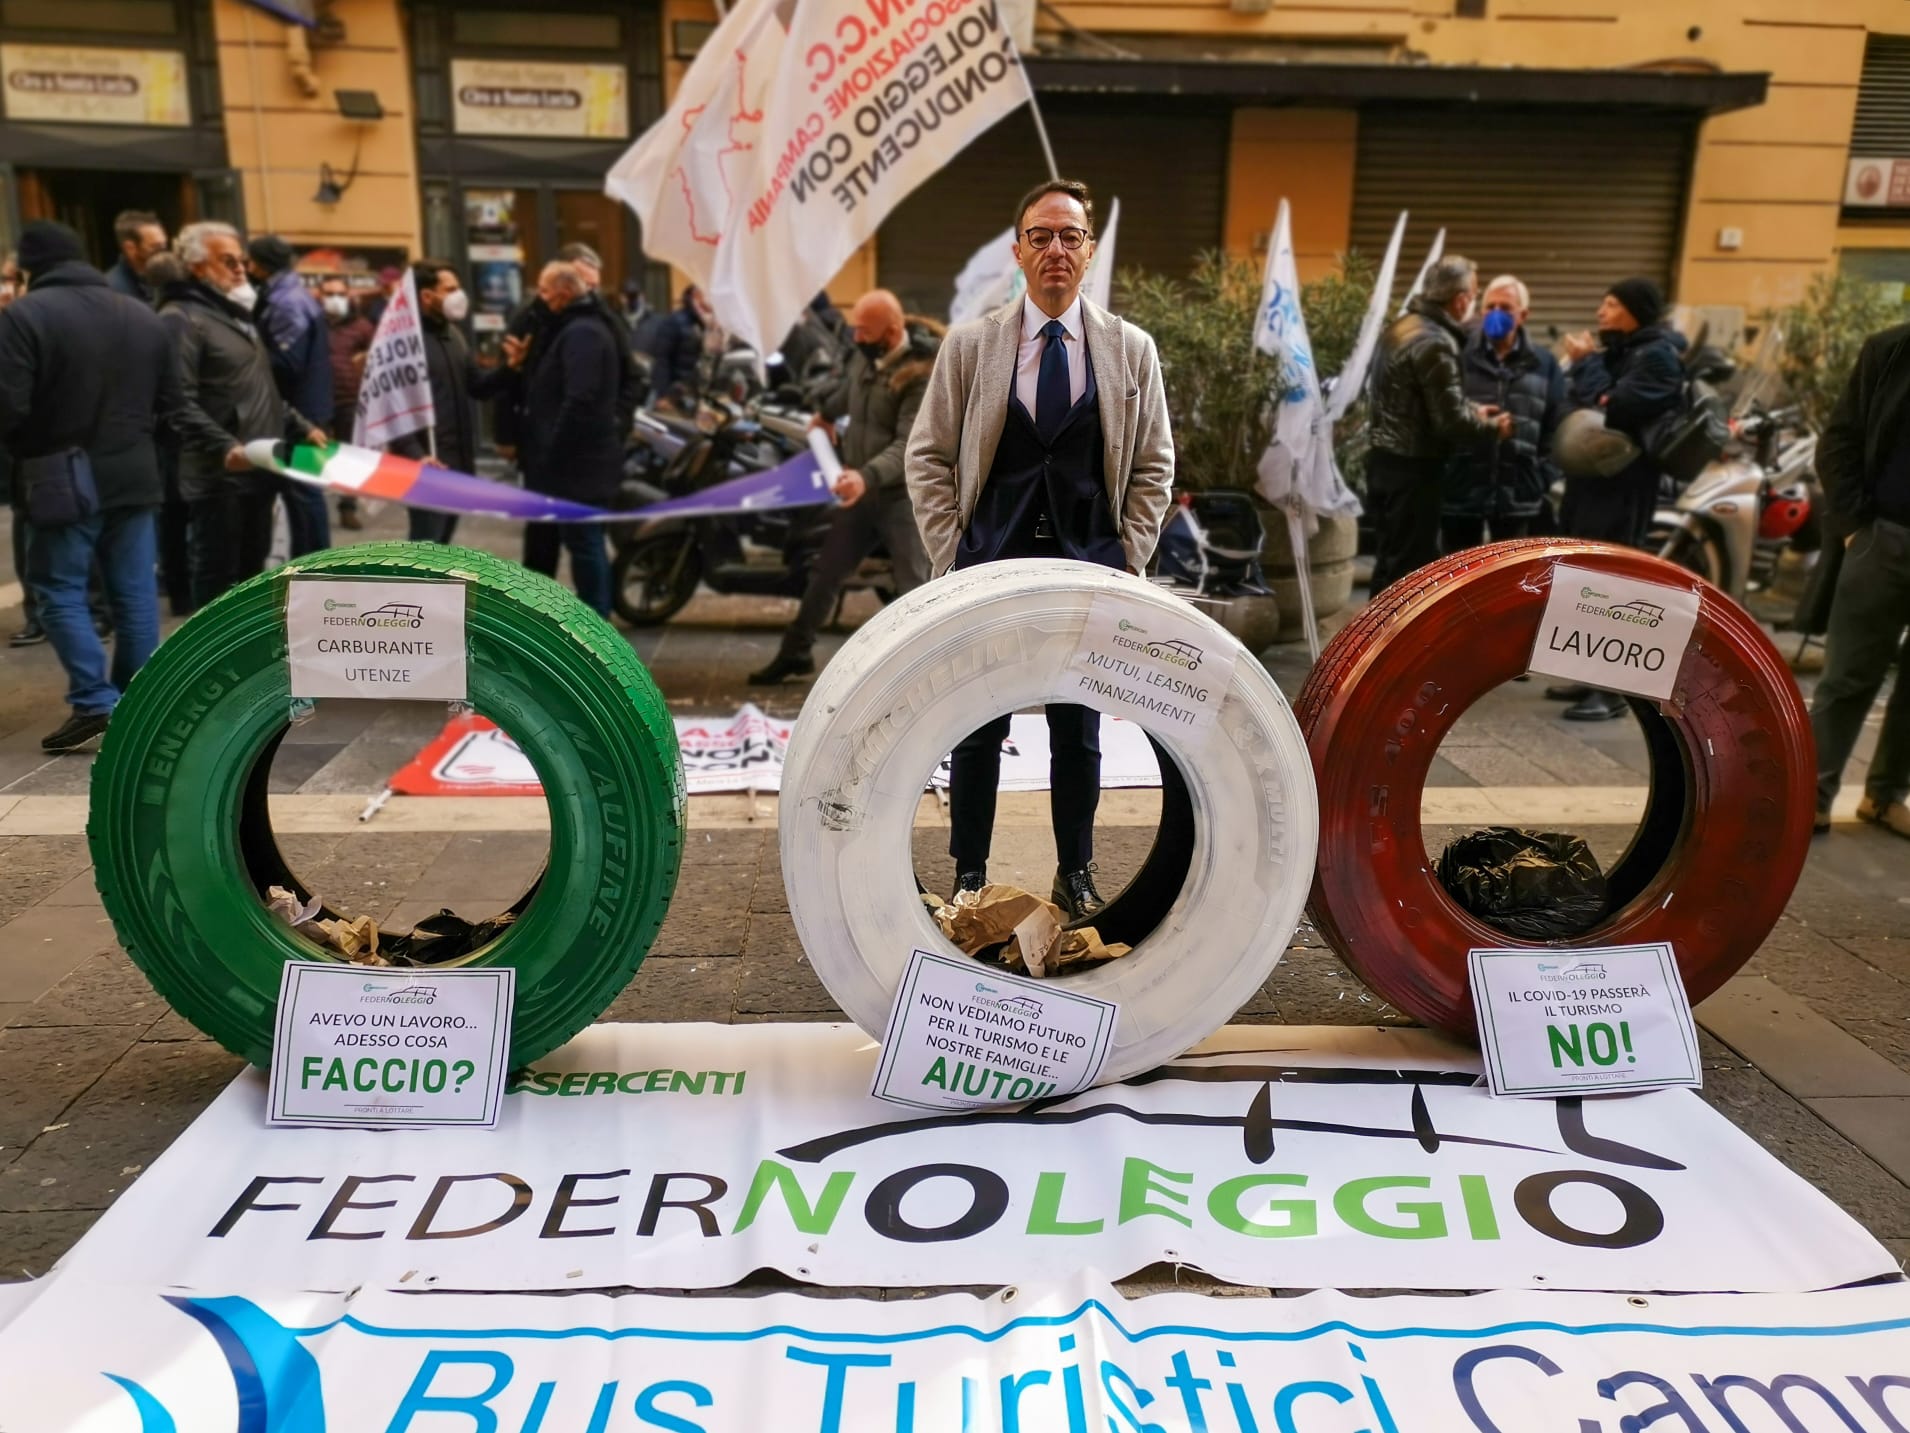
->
[610, 397, 895, 626]
[1650, 401, 1818, 604]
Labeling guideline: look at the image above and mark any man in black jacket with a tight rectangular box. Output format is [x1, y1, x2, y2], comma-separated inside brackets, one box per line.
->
[751, 290, 936, 683]
[493, 242, 640, 458]
[1553, 277, 1686, 721]
[514, 262, 618, 615]
[1809, 319, 1910, 839]
[1365, 255, 1512, 594]
[159, 222, 324, 610]
[394, 261, 511, 544]
[105, 210, 167, 306]
[644, 286, 710, 408]
[0, 222, 182, 751]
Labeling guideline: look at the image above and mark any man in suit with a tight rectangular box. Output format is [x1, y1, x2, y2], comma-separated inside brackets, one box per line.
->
[907, 178, 1174, 920]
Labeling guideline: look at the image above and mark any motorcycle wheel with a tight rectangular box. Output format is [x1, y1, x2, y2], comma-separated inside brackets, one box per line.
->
[614, 534, 704, 626]
[1652, 523, 1725, 590]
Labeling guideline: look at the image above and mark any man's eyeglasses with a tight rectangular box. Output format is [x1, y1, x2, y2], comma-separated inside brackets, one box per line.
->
[212, 253, 245, 273]
[1021, 226, 1091, 251]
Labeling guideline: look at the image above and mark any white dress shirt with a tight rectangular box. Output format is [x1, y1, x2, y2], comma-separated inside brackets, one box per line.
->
[1014, 294, 1087, 419]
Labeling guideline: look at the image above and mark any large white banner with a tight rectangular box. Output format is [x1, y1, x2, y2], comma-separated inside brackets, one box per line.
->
[50, 1025, 1895, 1295]
[3, 1272, 1908, 1432]
[352, 269, 434, 449]
[606, 0, 1032, 354]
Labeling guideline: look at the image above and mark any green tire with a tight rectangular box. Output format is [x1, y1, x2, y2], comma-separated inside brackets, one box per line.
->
[87, 543, 685, 1067]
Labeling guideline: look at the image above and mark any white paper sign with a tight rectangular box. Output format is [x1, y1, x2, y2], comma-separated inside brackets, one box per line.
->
[1064, 591, 1237, 733]
[268, 963, 514, 1127]
[871, 949, 1116, 1109]
[1469, 942, 1703, 1097]
[1526, 562, 1700, 702]
[286, 577, 467, 700]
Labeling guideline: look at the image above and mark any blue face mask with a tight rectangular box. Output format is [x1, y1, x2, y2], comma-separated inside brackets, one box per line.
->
[1482, 308, 1517, 343]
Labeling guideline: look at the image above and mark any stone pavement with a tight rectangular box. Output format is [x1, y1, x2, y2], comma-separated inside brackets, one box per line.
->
[1, 502, 1907, 1283]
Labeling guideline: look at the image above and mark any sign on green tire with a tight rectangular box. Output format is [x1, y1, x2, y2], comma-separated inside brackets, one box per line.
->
[86, 543, 685, 1068]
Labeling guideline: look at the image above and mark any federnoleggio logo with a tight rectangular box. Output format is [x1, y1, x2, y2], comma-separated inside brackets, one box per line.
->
[361, 983, 438, 1005]
[324, 601, 427, 630]
[1576, 587, 1664, 629]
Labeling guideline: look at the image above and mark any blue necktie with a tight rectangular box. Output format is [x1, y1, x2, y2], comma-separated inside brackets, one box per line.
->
[1037, 318, 1070, 441]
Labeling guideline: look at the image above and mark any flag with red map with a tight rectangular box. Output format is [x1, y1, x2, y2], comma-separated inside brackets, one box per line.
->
[606, 0, 1031, 353]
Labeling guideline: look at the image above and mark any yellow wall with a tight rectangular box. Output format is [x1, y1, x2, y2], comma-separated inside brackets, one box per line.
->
[212, 0, 421, 253]
[1225, 109, 1356, 284]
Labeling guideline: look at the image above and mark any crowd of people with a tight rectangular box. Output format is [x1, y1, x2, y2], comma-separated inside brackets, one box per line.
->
[1363, 256, 1684, 722]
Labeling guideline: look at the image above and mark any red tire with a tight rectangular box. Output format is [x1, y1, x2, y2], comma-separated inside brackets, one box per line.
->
[1298, 539, 1813, 1038]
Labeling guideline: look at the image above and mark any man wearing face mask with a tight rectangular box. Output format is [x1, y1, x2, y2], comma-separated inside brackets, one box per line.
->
[390, 261, 509, 544]
[908, 178, 1174, 920]
[750, 289, 938, 684]
[1441, 274, 1566, 553]
[159, 222, 325, 607]
[247, 235, 333, 554]
[1552, 277, 1684, 721]
[1365, 255, 1514, 595]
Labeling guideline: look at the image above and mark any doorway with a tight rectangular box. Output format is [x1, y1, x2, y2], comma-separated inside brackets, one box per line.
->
[459, 181, 632, 360]
[18, 168, 192, 270]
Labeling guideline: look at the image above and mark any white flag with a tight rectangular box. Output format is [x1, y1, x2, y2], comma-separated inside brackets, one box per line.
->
[1324, 209, 1407, 423]
[607, 0, 1032, 355]
[1399, 226, 1447, 315]
[1252, 199, 1358, 518]
[352, 269, 433, 449]
[950, 225, 1022, 325]
[1079, 195, 1119, 311]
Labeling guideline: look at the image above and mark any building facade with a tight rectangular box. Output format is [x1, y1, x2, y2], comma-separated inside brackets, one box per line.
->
[2, 0, 1908, 345]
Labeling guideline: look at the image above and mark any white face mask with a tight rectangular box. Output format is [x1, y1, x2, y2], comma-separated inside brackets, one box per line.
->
[226, 279, 258, 311]
[322, 294, 351, 320]
[440, 289, 470, 323]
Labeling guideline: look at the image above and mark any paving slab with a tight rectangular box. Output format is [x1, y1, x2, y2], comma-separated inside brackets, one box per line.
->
[1698, 975, 1910, 1099]
[0, 905, 120, 1005]
[1805, 1098, 1910, 1187]
[0, 1210, 102, 1280]
[0, 1025, 142, 1170]
[0, 1040, 244, 1213]
[600, 957, 743, 1024]
[0, 833, 91, 924]
[1738, 921, 1910, 1076]
[8, 949, 166, 1029]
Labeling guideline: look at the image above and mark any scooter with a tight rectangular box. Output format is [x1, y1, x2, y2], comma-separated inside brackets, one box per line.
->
[1650, 402, 1817, 605]
[610, 399, 896, 626]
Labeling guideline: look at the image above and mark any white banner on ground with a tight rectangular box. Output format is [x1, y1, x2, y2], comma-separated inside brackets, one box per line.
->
[50, 1025, 1896, 1295]
[605, 0, 1032, 355]
[351, 268, 434, 448]
[4, 1273, 1908, 1433]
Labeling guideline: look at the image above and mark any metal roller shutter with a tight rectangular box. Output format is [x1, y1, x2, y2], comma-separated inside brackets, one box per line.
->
[1851, 35, 1910, 158]
[877, 98, 1229, 317]
[1350, 109, 1694, 339]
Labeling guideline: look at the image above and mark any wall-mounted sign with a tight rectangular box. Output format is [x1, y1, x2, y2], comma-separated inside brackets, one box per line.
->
[1845, 156, 1910, 208]
[1, 44, 189, 128]
[451, 59, 627, 140]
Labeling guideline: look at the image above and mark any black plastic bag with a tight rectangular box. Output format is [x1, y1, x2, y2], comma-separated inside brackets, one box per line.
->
[1436, 827, 1609, 941]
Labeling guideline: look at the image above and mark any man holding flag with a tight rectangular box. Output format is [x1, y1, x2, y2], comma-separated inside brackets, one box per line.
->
[907, 179, 1174, 920]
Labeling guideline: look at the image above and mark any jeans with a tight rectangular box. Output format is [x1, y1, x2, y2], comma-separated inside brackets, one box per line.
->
[524, 522, 611, 616]
[1811, 519, 1910, 813]
[408, 508, 460, 544]
[188, 486, 276, 610]
[26, 506, 159, 715]
[277, 476, 332, 556]
[1365, 450, 1444, 595]
[777, 487, 929, 658]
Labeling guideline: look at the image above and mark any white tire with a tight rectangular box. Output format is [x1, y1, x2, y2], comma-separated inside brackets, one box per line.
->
[781, 559, 1319, 1085]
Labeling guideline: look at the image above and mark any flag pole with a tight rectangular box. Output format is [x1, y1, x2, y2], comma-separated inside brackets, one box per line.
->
[1010, 31, 1060, 180]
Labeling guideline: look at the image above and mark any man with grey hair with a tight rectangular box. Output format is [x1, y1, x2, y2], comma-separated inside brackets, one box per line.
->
[510, 260, 620, 614]
[1364, 254, 1513, 593]
[159, 220, 324, 607]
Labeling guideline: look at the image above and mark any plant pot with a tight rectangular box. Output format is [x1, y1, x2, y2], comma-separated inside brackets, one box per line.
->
[1207, 591, 1282, 657]
[1254, 505, 1360, 637]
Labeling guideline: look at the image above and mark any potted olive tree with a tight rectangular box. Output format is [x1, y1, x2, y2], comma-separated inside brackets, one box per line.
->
[1123, 251, 1373, 647]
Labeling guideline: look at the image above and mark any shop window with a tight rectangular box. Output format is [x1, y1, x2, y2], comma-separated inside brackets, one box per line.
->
[672, 20, 714, 60]
[1, 0, 178, 32]
[451, 11, 620, 49]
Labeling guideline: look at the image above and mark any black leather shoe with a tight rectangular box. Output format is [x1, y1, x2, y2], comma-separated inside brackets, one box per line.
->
[9, 621, 46, 648]
[1544, 684, 1590, 702]
[953, 869, 986, 898]
[42, 711, 110, 753]
[1052, 865, 1105, 922]
[748, 651, 815, 684]
[1563, 691, 1628, 723]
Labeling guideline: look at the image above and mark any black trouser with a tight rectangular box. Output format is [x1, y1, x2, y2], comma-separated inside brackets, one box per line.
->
[1366, 450, 1444, 595]
[1441, 513, 1535, 554]
[1811, 519, 1910, 814]
[187, 486, 275, 611]
[946, 528, 1102, 874]
[159, 448, 192, 616]
[777, 487, 929, 659]
[1561, 462, 1657, 548]
[408, 508, 460, 544]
